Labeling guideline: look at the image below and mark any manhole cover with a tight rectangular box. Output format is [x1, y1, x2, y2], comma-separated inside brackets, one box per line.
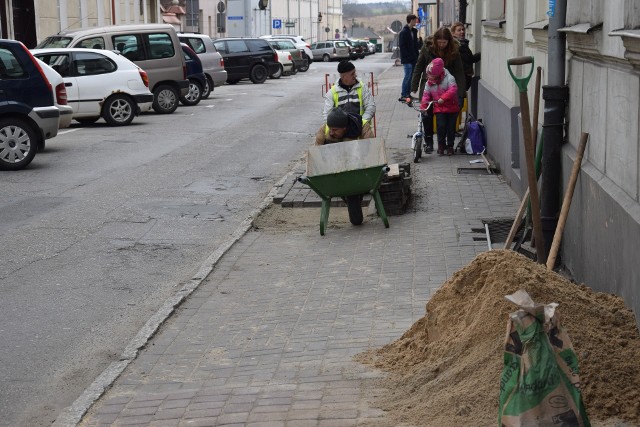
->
[457, 167, 491, 175]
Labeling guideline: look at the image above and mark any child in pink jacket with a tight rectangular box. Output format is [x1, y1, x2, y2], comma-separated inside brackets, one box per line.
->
[420, 58, 460, 155]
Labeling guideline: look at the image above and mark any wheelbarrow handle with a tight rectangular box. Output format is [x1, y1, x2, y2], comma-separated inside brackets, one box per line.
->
[507, 56, 535, 93]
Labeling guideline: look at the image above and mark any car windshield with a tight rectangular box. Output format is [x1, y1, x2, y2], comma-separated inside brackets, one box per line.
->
[36, 36, 73, 48]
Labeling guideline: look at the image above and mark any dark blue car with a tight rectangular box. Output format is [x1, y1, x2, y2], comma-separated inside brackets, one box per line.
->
[0, 39, 60, 171]
[180, 43, 207, 106]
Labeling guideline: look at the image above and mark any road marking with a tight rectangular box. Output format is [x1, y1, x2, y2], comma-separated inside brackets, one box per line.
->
[58, 128, 80, 135]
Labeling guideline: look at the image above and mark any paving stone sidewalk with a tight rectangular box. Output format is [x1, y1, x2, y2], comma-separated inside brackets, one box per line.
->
[76, 60, 520, 427]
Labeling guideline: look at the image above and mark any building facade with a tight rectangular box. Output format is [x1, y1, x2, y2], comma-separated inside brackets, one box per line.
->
[2, 0, 331, 45]
[416, 0, 640, 327]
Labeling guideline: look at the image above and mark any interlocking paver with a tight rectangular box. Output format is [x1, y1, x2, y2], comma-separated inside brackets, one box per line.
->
[77, 58, 520, 427]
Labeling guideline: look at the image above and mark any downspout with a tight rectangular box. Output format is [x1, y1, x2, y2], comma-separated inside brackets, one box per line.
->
[458, 0, 467, 24]
[541, 0, 569, 258]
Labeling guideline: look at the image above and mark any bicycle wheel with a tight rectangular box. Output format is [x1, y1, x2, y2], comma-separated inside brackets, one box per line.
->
[413, 135, 422, 163]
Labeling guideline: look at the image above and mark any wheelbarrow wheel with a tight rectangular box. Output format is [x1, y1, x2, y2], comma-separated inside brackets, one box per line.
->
[346, 195, 364, 225]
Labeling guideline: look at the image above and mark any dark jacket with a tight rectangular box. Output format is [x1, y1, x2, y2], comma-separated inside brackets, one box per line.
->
[411, 37, 466, 99]
[457, 38, 481, 90]
[398, 24, 419, 65]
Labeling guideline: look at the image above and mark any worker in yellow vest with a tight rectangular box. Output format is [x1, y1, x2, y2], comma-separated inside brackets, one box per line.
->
[322, 60, 376, 130]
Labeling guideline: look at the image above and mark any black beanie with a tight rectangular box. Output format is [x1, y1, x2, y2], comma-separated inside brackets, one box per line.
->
[326, 109, 349, 128]
[337, 60, 355, 73]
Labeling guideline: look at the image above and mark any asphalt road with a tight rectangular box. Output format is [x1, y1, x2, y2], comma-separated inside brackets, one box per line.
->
[0, 56, 392, 427]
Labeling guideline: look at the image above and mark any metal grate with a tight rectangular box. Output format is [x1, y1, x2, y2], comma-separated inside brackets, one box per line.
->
[482, 218, 522, 244]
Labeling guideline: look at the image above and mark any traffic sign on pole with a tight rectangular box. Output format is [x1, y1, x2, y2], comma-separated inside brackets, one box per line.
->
[273, 19, 282, 29]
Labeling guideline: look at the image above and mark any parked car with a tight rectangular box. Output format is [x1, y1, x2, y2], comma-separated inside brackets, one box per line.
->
[367, 41, 376, 54]
[310, 40, 350, 62]
[353, 40, 371, 56]
[269, 47, 293, 79]
[180, 43, 207, 106]
[344, 39, 365, 60]
[267, 38, 308, 73]
[36, 24, 189, 114]
[36, 58, 73, 129]
[32, 48, 153, 126]
[211, 37, 279, 84]
[178, 32, 227, 99]
[260, 34, 313, 66]
[0, 39, 59, 171]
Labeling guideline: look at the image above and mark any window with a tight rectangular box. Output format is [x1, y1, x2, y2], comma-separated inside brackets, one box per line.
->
[0, 48, 26, 79]
[113, 34, 143, 61]
[74, 52, 116, 76]
[212, 40, 226, 53]
[227, 40, 249, 53]
[147, 33, 175, 59]
[246, 39, 272, 52]
[34, 53, 72, 77]
[185, 37, 206, 54]
[77, 37, 105, 49]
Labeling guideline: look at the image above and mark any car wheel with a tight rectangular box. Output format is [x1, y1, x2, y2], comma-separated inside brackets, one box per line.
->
[269, 64, 283, 79]
[152, 84, 179, 114]
[298, 61, 309, 72]
[180, 79, 202, 106]
[0, 117, 38, 171]
[322, 54, 330, 62]
[102, 94, 135, 126]
[201, 76, 212, 99]
[290, 63, 298, 75]
[249, 64, 268, 84]
[75, 117, 100, 125]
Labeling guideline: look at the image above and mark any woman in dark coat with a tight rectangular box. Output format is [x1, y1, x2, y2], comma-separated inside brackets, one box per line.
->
[411, 27, 465, 100]
[451, 21, 481, 91]
[410, 27, 465, 153]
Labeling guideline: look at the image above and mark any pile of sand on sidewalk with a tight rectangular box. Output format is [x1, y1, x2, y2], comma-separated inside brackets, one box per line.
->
[356, 250, 640, 426]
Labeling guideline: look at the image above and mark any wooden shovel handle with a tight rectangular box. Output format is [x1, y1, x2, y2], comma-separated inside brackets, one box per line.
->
[546, 132, 589, 271]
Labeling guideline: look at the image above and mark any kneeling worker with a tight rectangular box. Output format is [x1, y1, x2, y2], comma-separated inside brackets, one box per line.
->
[315, 108, 374, 145]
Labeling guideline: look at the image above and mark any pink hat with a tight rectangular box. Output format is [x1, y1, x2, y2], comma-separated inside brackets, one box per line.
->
[427, 58, 444, 76]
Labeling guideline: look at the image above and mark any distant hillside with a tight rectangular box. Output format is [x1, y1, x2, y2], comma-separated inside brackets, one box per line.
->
[343, 2, 410, 19]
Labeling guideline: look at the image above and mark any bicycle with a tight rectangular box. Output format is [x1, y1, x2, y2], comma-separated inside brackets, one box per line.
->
[405, 100, 434, 163]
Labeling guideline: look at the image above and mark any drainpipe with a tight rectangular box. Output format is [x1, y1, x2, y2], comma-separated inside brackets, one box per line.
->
[459, 0, 467, 24]
[541, 0, 569, 258]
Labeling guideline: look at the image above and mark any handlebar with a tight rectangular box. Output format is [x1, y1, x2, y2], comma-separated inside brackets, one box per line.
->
[406, 100, 434, 112]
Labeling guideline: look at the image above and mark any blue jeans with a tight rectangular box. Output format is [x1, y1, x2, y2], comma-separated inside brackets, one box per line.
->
[401, 63, 414, 97]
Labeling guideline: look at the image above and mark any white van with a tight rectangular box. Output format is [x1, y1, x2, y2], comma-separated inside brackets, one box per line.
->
[37, 24, 189, 114]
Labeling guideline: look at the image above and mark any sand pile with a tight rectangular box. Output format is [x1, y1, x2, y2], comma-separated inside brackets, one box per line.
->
[356, 250, 640, 426]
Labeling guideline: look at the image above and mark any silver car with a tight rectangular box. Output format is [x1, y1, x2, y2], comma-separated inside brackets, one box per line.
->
[310, 40, 350, 62]
[178, 33, 228, 99]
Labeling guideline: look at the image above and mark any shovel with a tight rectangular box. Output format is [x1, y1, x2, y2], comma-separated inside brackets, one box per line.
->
[507, 56, 546, 263]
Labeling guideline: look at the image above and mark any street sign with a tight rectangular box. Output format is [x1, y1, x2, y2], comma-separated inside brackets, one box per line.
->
[273, 19, 282, 29]
[228, 16, 243, 20]
[285, 22, 295, 28]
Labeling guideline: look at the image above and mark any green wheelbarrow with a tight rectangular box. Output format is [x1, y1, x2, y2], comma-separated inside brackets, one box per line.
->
[297, 138, 390, 236]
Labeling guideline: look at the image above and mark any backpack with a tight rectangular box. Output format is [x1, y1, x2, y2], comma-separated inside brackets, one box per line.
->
[464, 119, 486, 154]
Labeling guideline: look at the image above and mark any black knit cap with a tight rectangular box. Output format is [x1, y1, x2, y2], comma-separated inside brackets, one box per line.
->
[337, 60, 355, 73]
[326, 108, 349, 128]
